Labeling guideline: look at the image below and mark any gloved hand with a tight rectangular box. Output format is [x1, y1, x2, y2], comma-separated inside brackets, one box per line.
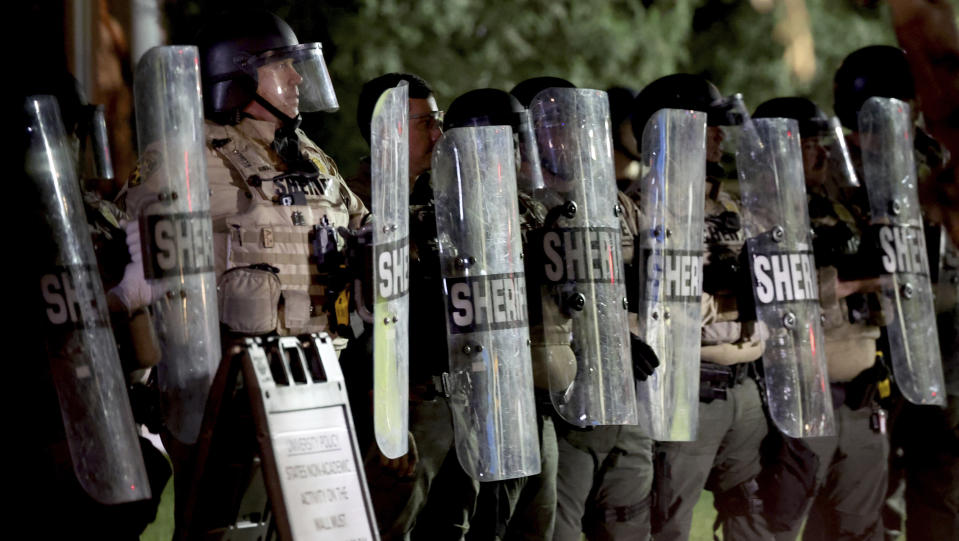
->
[631, 333, 660, 381]
[108, 220, 160, 313]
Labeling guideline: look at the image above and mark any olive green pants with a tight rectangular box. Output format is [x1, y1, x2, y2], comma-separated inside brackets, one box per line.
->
[368, 396, 455, 541]
[553, 423, 654, 541]
[652, 378, 771, 541]
[407, 413, 558, 541]
[467, 414, 558, 541]
[883, 397, 958, 541]
[770, 403, 888, 541]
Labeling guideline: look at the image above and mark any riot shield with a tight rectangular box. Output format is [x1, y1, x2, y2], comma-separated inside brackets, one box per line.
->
[26, 95, 150, 504]
[134, 45, 221, 443]
[431, 126, 541, 481]
[858, 97, 945, 405]
[528, 87, 637, 426]
[370, 81, 410, 458]
[634, 109, 706, 441]
[825, 117, 859, 189]
[513, 107, 546, 194]
[736, 117, 835, 437]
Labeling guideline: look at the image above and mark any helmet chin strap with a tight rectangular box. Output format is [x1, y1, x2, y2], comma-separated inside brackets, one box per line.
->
[252, 92, 302, 131]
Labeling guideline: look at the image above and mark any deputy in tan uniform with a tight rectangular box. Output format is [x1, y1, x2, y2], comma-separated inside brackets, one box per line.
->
[635, 75, 772, 541]
[120, 13, 367, 528]
[751, 96, 891, 541]
[129, 10, 367, 341]
[504, 78, 660, 541]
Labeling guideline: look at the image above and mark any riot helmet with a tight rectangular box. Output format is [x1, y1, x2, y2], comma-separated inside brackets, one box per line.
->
[631, 73, 741, 144]
[196, 10, 338, 126]
[607, 86, 641, 165]
[633, 74, 744, 170]
[509, 76, 576, 108]
[753, 96, 859, 189]
[512, 77, 581, 194]
[834, 45, 915, 130]
[444, 88, 517, 130]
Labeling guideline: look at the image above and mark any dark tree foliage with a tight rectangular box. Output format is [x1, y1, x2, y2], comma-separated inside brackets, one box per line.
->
[165, 0, 948, 173]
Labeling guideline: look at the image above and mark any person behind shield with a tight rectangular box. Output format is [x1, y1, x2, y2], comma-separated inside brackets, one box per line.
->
[115, 8, 367, 532]
[509, 76, 660, 541]
[634, 74, 772, 541]
[346, 72, 455, 541]
[751, 96, 890, 541]
[833, 45, 958, 541]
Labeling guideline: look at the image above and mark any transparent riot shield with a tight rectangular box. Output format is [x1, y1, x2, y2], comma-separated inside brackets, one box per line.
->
[513, 107, 546, 194]
[371, 81, 410, 458]
[736, 117, 835, 437]
[134, 45, 221, 443]
[528, 87, 637, 426]
[26, 95, 150, 504]
[858, 97, 945, 405]
[635, 109, 706, 441]
[431, 126, 541, 481]
[825, 117, 859, 189]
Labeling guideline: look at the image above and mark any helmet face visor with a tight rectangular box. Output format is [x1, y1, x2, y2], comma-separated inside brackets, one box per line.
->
[802, 117, 859, 190]
[242, 43, 338, 114]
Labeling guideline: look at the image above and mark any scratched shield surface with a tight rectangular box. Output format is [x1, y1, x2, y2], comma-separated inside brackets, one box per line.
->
[133, 45, 220, 443]
[859, 97, 944, 406]
[737, 117, 834, 438]
[371, 81, 410, 458]
[528, 87, 637, 427]
[634, 108, 706, 441]
[26, 95, 150, 504]
[431, 126, 540, 481]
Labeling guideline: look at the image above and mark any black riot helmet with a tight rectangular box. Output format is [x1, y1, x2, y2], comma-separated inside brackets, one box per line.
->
[196, 10, 338, 125]
[833, 45, 915, 130]
[607, 86, 637, 133]
[509, 76, 576, 108]
[631, 73, 743, 143]
[444, 88, 518, 130]
[607, 86, 639, 156]
[754, 96, 861, 189]
[753, 97, 830, 138]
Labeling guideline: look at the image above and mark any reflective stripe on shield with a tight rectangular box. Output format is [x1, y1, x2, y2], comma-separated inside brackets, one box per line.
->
[737, 117, 835, 438]
[134, 46, 221, 443]
[431, 126, 541, 481]
[26, 95, 150, 504]
[371, 82, 410, 458]
[635, 109, 706, 441]
[528, 88, 637, 426]
[858, 97, 945, 405]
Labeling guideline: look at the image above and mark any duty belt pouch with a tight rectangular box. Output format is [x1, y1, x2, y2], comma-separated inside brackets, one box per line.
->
[218, 265, 281, 334]
[699, 363, 731, 403]
[756, 429, 819, 532]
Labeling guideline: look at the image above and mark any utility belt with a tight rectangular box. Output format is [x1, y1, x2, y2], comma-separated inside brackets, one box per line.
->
[699, 361, 751, 403]
[833, 354, 892, 411]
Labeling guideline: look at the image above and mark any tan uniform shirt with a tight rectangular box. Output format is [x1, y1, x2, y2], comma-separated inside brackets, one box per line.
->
[808, 192, 881, 382]
[700, 189, 765, 365]
[130, 117, 367, 337]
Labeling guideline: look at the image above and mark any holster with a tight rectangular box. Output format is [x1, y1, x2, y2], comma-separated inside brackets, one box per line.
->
[699, 362, 750, 403]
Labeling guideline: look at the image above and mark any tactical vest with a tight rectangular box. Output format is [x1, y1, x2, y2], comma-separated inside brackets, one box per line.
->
[207, 121, 355, 335]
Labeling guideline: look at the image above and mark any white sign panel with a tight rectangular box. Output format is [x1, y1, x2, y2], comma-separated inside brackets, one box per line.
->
[272, 406, 376, 541]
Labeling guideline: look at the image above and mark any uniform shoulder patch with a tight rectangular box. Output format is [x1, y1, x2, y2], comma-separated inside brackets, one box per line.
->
[127, 164, 142, 187]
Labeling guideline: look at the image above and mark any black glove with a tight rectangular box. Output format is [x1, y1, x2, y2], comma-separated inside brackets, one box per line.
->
[630, 333, 660, 381]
